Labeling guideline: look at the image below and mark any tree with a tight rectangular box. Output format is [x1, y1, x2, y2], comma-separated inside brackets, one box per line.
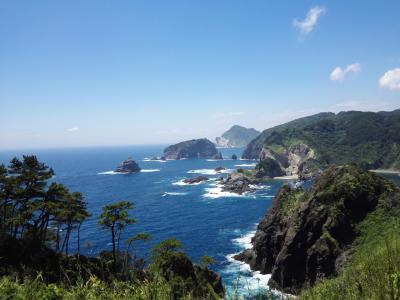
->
[200, 255, 215, 269]
[98, 201, 135, 266]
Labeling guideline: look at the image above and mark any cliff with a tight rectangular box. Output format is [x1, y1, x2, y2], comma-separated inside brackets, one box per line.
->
[234, 165, 400, 294]
[215, 125, 260, 147]
[242, 110, 400, 178]
[163, 138, 218, 159]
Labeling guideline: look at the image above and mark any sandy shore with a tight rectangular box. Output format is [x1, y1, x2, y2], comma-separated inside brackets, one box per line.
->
[370, 169, 400, 175]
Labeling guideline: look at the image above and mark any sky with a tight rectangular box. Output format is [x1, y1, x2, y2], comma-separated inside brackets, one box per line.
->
[1, 1, 400, 150]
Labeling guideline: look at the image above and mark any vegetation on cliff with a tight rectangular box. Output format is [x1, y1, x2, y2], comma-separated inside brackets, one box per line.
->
[235, 165, 400, 295]
[164, 138, 218, 159]
[243, 110, 400, 177]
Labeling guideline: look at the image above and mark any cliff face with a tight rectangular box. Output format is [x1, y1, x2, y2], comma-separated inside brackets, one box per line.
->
[215, 125, 260, 147]
[242, 110, 400, 177]
[163, 138, 218, 159]
[235, 165, 400, 294]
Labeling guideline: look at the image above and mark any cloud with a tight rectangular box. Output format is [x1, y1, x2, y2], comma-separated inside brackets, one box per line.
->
[330, 63, 361, 81]
[66, 127, 80, 132]
[379, 68, 400, 90]
[293, 6, 325, 35]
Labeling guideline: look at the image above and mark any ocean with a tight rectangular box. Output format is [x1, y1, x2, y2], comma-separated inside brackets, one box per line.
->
[1, 145, 399, 296]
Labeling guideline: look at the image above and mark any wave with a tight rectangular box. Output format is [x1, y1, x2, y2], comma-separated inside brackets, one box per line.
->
[98, 170, 127, 175]
[143, 159, 167, 163]
[172, 179, 205, 186]
[203, 185, 254, 199]
[235, 163, 257, 167]
[232, 230, 257, 249]
[140, 169, 160, 172]
[220, 228, 277, 297]
[187, 168, 233, 176]
[162, 192, 188, 197]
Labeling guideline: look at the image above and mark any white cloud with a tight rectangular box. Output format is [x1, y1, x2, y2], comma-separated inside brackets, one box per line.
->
[67, 127, 80, 132]
[293, 6, 325, 35]
[330, 63, 361, 81]
[379, 68, 400, 90]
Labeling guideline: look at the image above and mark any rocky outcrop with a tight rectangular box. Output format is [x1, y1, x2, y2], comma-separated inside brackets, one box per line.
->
[216, 125, 260, 147]
[232, 154, 238, 160]
[255, 157, 285, 178]
[115, 157, 141, 173]
[214, 167, 225, 172]
[256, 143, 318, 179]
[164, 139, 218, 160]
[213, 152, 223, 160]
[234, 165, 400, 294]
[221, 172, 258, 195]
[183, 176, 208, 184]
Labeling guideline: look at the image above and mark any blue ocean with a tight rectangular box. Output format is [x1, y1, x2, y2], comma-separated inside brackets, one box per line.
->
[3, 145, 398, 295]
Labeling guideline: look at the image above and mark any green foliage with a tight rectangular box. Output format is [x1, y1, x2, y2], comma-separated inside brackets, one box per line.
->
[200, 255, 215, 269]
[299, 235, 400, 300]
[244, 110, 400, 170]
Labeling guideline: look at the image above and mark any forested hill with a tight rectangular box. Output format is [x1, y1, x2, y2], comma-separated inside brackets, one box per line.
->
[242, 110, 400, 175]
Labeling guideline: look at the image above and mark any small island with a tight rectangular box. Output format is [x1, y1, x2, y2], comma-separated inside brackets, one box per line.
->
[163, 138, 218, 160]
[115, 157, 141, 173]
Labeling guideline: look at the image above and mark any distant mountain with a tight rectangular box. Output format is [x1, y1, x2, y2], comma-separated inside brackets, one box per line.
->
[164, 138, 218, 159]
[242, 110, 400, 178]
[215, 125, 260, 147]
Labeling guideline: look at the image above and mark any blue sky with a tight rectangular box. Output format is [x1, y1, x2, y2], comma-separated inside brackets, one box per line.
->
[1, 1, 399, 149]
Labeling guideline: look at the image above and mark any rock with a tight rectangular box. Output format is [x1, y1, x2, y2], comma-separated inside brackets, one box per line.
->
[183, 176, 209, 184]
[234, 165, 400, 294]
[151, 156, 166, 161]
[214, 167, 225, 172]
[221, 172, 258, 195]
[255, 157, 285, 178]
[115, 157, 141, 173]
[164, 139, 218, 160]
[213, 152, 223, 160]
[231, 154, 238, 160]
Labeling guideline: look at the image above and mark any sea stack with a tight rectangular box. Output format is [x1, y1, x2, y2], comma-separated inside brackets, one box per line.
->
[115, 157, 141, 173]
[163, 138, 218, 160]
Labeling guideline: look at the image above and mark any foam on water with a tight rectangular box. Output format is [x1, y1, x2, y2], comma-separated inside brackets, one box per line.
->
[187, 168, 233, 175]
[143, 159, 167, 163]
[203, 185, 254, 199]
[162, 192, 188, 196]
[98, 170, 127, 175]
[235, 163, 257, 167]
[172, 180, 204, 186]
[221, 229, 275, 297]
[140, 169, 160, 172]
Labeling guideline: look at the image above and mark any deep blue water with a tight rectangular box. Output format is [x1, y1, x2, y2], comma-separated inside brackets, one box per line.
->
[0, 145, 290, 295]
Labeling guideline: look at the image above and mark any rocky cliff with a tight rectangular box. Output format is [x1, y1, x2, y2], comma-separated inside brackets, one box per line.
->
[215, 125, 260, 147]
[234, 165, 400, 294]
[164, 138, 218, 159]
[243, 110, 400, 178]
